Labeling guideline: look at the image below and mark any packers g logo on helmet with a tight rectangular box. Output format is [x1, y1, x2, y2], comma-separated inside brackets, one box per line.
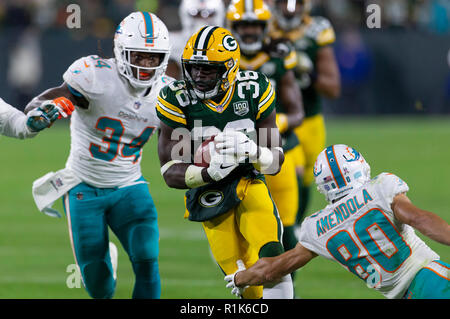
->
[222, 35, 238, 51]
[182, 26, 240, 100]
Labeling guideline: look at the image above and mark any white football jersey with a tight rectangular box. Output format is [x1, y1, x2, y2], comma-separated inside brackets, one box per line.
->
[63, 55, 173, 188]
[298, 173, 439, 299]
[0, 98, 36, 139]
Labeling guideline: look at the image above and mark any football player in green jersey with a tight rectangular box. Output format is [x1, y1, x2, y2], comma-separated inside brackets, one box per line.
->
[157, 26, 293, 299]
[271, 0, 341, 225]
[226, 0, 304, 268]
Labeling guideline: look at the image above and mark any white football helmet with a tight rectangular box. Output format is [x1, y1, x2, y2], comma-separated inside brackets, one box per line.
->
[114, 12, 171, 89]
[313, 144, 371, 203]
[179, 0, 225, 35]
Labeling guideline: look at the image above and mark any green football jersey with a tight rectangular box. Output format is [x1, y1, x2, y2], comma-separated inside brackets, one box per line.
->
[240, 46, 299, 151]
[156, 70, 275, 133]
[156, 70, 276, 222]
[271, 16, 336, 117]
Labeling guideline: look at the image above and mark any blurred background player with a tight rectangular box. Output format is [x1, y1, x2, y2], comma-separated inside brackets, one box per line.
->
[226, 144, 450, 299]
[270, 0, 341, 226]
[226, 0, 304, 283]
[26, 12, 172, 299]
[165, 0, 225, 79]
[0, 97, 73, 139]
[157, 27, 293, 299]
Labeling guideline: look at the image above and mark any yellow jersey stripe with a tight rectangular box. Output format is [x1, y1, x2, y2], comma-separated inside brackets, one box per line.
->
[256, 88, 275, 120]
[156, 103, 187, 125]
[284, 51, 297, 70]
[258, 81, 273, 105]
[157, 96, 185, 116]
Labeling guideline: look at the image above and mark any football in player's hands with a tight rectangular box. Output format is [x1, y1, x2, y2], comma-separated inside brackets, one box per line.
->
[193, 135, 218, 168]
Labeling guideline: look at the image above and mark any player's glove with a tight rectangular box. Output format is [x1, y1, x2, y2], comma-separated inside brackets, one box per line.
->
[215, 130, 258, 163]
[26, 105, 59, 132]
[206, 150, 239, 182]
[44, 97, 75, 119]
[224, 259, 248, 298]
[26, 97, 75, 132]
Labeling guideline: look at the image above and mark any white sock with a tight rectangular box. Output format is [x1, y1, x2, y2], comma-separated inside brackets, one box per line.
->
[262, 274, 293, 299]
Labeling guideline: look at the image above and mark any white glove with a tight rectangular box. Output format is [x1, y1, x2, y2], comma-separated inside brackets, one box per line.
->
[224, 259, 248, 298]
[215, 130, 258, 163]
[206, 150, 239, 182]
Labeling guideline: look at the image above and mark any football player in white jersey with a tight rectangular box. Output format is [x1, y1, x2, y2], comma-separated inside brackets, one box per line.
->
[165, 0, 225, 79]
[225, 144, 450, 299]
[0, 97, 73, 138]
[26, 12, 172, 299]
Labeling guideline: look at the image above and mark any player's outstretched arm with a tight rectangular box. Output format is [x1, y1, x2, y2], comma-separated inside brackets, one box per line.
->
[392, 193, 450, 246]
[233, 243, 317, 287]
[277, 70, 304, 133]
[25, 82, 86, 115]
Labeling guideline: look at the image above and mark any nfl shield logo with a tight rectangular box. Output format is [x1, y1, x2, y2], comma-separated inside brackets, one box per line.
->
[134, 101, 141, 110]
[233, 101, 249, 116]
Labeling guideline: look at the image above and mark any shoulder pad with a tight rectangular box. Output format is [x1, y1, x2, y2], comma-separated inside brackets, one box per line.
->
[306, 16, 336, 46]
[373, 172, 409, 205]
[63, 55, 115, 98]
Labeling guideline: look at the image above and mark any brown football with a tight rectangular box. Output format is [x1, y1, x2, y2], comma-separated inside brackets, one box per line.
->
[193, 135, 217, 167]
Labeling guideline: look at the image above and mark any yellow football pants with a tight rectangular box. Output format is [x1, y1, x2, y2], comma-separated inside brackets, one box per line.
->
[201, 178, 282, 299]
[265, 149, 299, 227]
[293, 114, 326, 186]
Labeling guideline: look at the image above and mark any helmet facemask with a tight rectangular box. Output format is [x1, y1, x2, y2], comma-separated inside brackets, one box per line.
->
[231, 20, 267, 56]
[115, 45, 169, 89]
[182, 59, 230, 100]
[274, 0, 311, 31]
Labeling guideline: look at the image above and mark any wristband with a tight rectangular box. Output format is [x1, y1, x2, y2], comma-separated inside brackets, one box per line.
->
[160, 160, 183, 176]
[185, 165, 207, 188]
[253, 147, 283, 174]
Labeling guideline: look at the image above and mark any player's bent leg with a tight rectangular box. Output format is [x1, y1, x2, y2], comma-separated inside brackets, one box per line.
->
[107, 180, 161, 299]
[63, 184, 115, 299]
[202, 208, 263, 299]
[236, 179, 293, 299]
[265, 150, 299, 252]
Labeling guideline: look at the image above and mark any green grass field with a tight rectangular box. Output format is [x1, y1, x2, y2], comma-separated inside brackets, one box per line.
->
[0, 116, 449, 299]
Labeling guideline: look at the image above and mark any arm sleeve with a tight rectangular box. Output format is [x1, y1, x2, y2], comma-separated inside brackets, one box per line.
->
[313, 17, 336, 47]
[0, 98, 37, 139]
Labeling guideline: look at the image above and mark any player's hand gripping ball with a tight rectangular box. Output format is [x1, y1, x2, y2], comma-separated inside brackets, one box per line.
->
[193, 135, 218, 167]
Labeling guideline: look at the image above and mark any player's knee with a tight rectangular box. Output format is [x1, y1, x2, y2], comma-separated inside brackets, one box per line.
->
[130, 225, 159, 262]
[259, 241, 284, 258]
[82, 261, 115, 299]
